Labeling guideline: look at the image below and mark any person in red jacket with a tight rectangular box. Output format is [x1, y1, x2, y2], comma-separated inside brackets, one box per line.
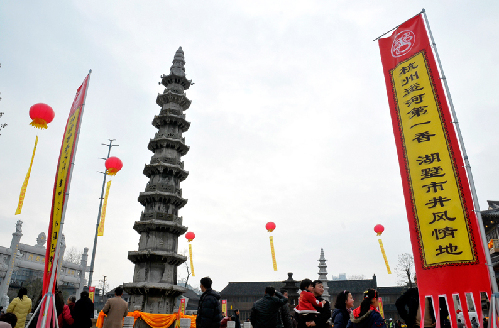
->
[295, 279, 326, 314]
[58, 303, 74, 328]
[294, 279, 326, 328]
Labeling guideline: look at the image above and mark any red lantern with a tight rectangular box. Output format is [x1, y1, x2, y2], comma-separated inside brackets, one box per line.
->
[29, 103, 55, 129]
[266, 222, 276, 232]
[185, 232, 195, 242]
[105, 157, 123, 176]
[374, 224, 385, 236]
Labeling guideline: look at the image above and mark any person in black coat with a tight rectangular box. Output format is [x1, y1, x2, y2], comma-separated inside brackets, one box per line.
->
[311, 280, 332, 328]
[395, 288, 419, 328]
[196, 277, 222, 328]
[72, 291, 94, 328]
[251, 286, 288, 328]
[332, 290, 354, 328]
[234, 309, 241, 328]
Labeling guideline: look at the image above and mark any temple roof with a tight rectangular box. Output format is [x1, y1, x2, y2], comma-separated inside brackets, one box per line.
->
[221, 282, 285, 296]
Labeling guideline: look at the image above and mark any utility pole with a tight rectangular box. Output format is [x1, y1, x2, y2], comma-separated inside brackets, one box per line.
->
[88, 140, 118, 288]
[101, 275, 107, 297]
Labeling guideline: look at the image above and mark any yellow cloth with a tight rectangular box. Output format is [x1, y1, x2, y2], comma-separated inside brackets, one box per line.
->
[96, 310, 197, 328]
[6, 296, 32, 328]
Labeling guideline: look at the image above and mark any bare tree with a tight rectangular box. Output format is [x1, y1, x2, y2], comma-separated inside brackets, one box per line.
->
[178, 248, 191, 288]
[64, 247, 82, 264]
[396, 253, 415, 287]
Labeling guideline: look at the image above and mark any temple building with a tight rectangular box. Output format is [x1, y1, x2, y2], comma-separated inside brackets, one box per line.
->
[0, 220, 89, 308]
[124, 47, 192, 315]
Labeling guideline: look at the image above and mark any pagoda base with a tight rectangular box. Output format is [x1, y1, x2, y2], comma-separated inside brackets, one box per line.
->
[124, 282, 186, 314]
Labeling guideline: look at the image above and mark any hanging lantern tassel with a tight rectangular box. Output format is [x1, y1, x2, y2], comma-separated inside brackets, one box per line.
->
[97, 181, 112, 236]
[269, 236, 278, 271]
[378, 238, 391, 274]
[15, 136, 38, 215]
[189, 243, 195, 276]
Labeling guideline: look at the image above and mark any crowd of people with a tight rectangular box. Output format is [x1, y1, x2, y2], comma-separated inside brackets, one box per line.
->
[0, 285, 118, 328]
[195, 276, 477, 328]
[0, 277, 484, 328]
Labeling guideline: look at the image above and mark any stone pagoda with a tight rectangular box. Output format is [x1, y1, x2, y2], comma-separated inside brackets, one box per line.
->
[318, 248, 330, 301]
[124, 47, 192, 315]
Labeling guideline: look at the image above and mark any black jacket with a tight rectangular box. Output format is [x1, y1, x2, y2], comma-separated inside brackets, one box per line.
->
[72, 297, 94, 328]
[280, 303, 293, 328]
[196, 289, 222, 328]
[395, 288, 419, 328]
[234, 313, 241, 328]
[251, 293, 288, 328]
[332, 309, 350, 328]
[314, 296, 331, 328]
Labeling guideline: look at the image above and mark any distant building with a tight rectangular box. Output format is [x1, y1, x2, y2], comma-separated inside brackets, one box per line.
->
[377, 286, 408, 321]
[331, 273, 347, 281]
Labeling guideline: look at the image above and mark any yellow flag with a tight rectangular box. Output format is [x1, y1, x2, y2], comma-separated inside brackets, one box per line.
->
[15, 136, 38, 215]
[97, 181, 112, 236]
[189, 243, 195, 276]
[378, 239, 391, 274]
[270, 236, 277, 271]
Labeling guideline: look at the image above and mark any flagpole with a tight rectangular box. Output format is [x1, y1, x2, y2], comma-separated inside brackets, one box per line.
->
[421, 9, 498, 294]
[40, 71, 93, 328]
[87, 139, 118, 288]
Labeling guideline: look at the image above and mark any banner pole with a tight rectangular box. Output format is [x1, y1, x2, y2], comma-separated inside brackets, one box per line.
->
[421, 9, 498, 294]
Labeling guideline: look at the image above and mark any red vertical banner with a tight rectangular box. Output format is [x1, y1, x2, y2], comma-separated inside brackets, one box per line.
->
[42, 73, 90, 294]
[89, 286, 96, 303]
[378, 14, 490, 328]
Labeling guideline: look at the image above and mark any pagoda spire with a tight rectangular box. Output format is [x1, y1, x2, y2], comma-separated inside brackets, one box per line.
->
[318, 248, 330, 301]
[124, 47, 193, 317]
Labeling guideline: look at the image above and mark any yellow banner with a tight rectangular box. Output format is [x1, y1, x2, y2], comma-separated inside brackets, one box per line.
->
[391, 51, 475, 267]
[47, 108, 79, 272]
[15, 136, 38, 215]
[97, 181, 112, 236]
[221, 300, 227, 316]
[270, 236, 277, 271]
[189, 243, 195, 276]
[378, 239, 391, 274]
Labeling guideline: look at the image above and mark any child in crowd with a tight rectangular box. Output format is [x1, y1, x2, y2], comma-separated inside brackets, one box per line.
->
[294, 279, 326, 328]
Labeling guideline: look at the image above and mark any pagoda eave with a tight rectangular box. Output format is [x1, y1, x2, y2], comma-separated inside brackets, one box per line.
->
[156, 92, 191, 110]
[138, 191, 188, 208]
[152, 114, 190, 132]
[148, 138, 189, 155]
[160, 74, 192, 90]
[133, 220, 187, 235]
[143, 163, 189, 181]
[128, 250, 187, 265]
[123, 282, 186, 297]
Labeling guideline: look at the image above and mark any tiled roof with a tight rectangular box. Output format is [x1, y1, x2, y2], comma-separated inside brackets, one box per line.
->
[377, 286, 407, 295]
[221, 278, 378, 297]
[220, 281, 285, 296]
[327, 279, 376, 293]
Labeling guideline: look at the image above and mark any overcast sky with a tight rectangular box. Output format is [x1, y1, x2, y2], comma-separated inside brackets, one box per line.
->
[1, 0, 499, 293]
